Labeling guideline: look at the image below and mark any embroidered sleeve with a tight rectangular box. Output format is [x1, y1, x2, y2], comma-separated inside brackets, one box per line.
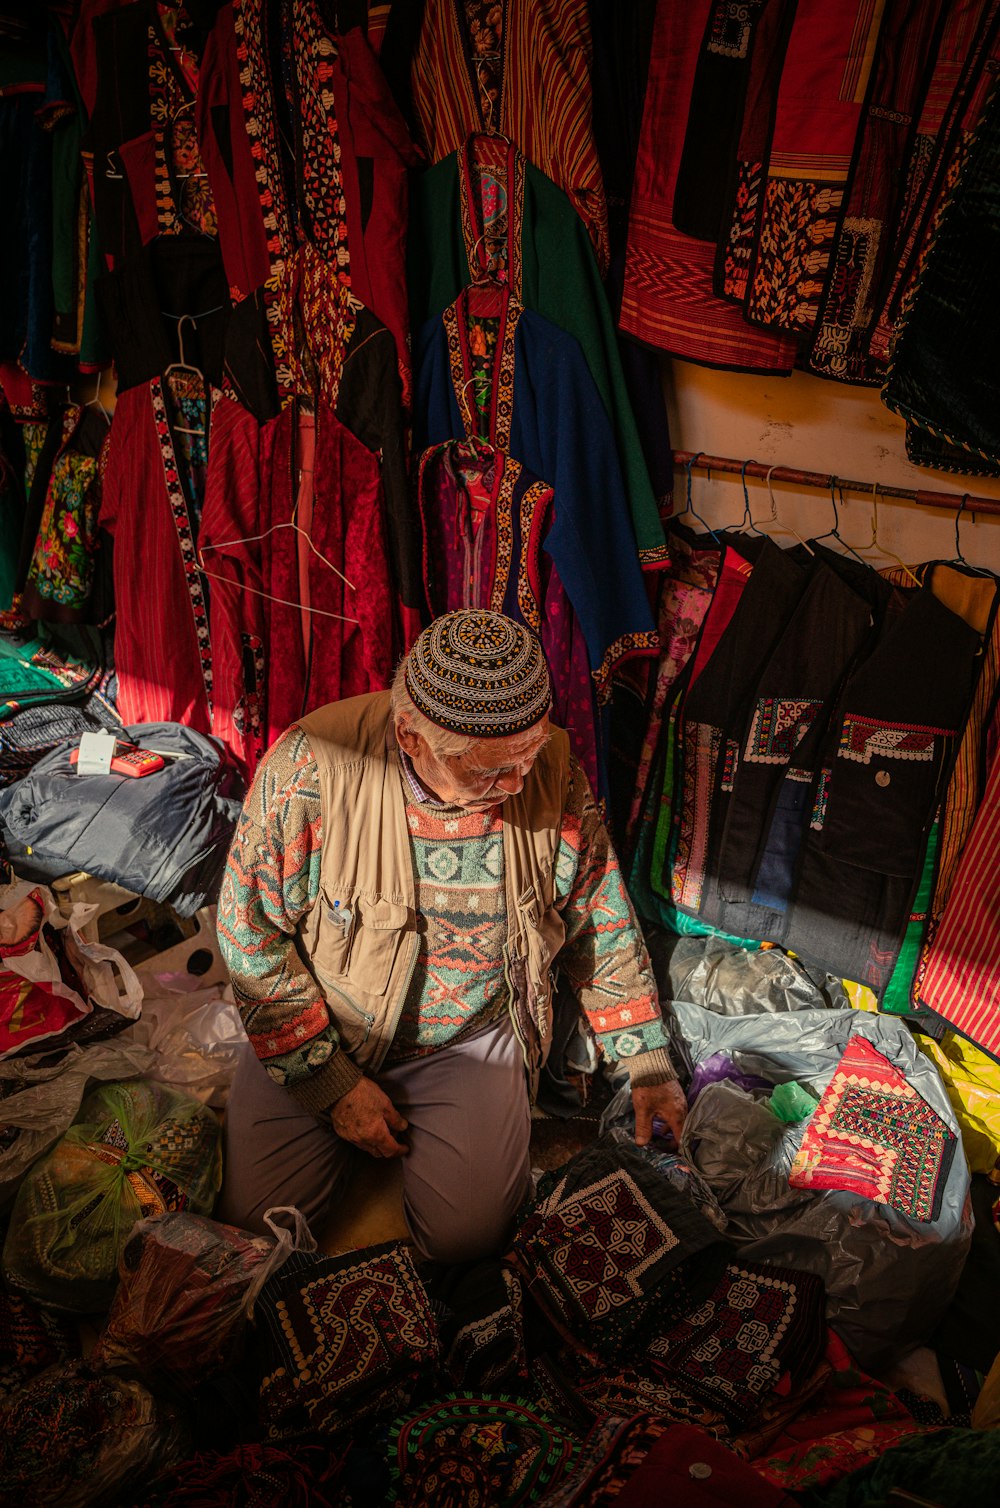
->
[555, 756, 675, 1072]
[217, 726, 361, 1110]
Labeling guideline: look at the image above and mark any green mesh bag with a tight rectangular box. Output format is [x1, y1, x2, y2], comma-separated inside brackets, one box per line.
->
[3, 1078, 222, 1313]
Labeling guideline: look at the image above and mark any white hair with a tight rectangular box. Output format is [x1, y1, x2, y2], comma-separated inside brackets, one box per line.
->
[390, 657, 474, 757]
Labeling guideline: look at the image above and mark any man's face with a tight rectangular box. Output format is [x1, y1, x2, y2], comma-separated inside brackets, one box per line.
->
[396, 716, 551, 811]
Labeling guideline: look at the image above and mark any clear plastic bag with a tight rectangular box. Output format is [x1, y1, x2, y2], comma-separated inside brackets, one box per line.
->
[0, 1039, 158, 1207]
[0, 1361, 190, 1508]
[2, 1078, 222, 1313]
[119, 984, 246, 1108]
[91, 1206, 315, 1391]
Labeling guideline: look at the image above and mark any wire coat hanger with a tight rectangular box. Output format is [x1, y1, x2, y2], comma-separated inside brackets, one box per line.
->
[739, 459, 763, 535]
[811, 480, 870, 568]
[83, 374, 112, 426]
[199, 517, 357, 595]
[862, 482, 922, 587]
[763, 464, 815, 555]
[676, 455, 721, 544]
[950, 494, 995, 577]
[163, 314, 207, 436]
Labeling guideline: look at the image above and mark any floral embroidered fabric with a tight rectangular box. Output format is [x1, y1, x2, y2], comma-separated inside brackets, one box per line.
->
[389, 1392, 580, 1507]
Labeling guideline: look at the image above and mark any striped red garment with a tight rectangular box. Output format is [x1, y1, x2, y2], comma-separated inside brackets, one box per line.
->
[920, 747, 1000, 1059]
[409, 0, 610, 273]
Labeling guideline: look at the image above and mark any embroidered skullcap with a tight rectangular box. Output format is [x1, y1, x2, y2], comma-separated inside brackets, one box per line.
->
[405, 610, 551, 737]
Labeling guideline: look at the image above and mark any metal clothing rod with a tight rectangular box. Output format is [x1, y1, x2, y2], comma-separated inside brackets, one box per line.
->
[673, 450, 1000, 520]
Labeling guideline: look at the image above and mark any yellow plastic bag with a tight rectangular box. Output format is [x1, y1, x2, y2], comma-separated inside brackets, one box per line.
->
[842, 977, 878, 1013]
[919, 1032, 1000, 1176]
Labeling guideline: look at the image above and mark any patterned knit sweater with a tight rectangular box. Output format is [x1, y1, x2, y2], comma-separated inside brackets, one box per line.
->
[217, 726, 675, 1111]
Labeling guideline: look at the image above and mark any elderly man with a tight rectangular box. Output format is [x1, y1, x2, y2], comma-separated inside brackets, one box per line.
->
[217, 610, 685, 1262]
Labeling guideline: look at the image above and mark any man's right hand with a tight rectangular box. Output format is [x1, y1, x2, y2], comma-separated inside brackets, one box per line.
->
[330, 1076, 409, 1159]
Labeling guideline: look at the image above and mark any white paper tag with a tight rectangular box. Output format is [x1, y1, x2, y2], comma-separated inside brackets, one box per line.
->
[76, 732, 116, 776]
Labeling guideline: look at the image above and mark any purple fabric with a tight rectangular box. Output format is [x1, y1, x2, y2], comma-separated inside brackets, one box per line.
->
[686, 1051, 773, 1106]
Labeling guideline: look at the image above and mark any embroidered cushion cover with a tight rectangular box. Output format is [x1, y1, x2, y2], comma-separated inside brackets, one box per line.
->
[255, 1242, 440, 1439]
[788, 1033, 957, 1222]
[646, 1260, 827, 1427]
[508, 1141, 731, 1360]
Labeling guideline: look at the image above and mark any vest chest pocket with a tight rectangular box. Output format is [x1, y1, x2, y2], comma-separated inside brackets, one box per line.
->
[316, 890, 356, 977]
[349, 897, 411, 998]
[516, 886, 565, 994]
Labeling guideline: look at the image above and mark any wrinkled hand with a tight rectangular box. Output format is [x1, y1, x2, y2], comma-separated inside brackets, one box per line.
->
[330, 1077, 409, 1159]
[632, 1079, 688, 1149]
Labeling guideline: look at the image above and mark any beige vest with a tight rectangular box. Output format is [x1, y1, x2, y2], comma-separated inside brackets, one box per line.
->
[297, 692, 570, 1085]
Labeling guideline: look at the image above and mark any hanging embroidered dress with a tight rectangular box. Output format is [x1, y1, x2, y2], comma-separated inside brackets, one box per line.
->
[742, 0, 889, 336]
[417, 438, 603, 794]
[713, 0, 797, 307]
[408, 0, 609, 273]
[882, 77, 1000, 476]
[408, 134, 666, 568]
[195, 0, 419, 419]
[868, 0, 1000, 369]
[205, 299, 400, 746]
[99, 375, 267, 778]
[781, 582, 982, 996]
[413, 284, 659, 708]
[699, 558, 879, 938]
[213, 398, 396, 746]
[81, 0, 229, 392]
[621, 0, 798, 372]
[804, 0, 949, 383]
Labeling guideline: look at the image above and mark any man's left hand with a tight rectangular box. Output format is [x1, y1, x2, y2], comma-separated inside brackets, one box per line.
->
[632, 1079, 688, 1149]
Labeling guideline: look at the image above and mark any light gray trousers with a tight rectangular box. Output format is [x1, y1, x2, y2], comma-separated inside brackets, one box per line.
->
[215, 1016, 533, 1264]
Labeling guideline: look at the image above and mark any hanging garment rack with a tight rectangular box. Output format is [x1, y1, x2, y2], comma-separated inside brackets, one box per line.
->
[673, 450, 1000, 521]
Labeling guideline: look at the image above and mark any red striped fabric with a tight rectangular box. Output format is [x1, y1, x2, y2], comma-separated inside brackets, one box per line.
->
[920, 748, 1000, 1058]
[410, 0, 610, 273]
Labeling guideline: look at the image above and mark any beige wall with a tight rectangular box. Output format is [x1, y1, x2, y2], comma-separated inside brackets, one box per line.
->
[663, 359, 1000, 574]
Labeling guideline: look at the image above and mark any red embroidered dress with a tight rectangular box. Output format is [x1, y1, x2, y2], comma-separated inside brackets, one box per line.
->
[196, 1, 418, 415]
[100, 379, 267, 778]
[416, 438, 602, 794]
[621, 0, 798, 371]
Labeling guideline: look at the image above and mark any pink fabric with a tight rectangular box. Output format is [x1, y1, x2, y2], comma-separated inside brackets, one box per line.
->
[686, 544, 754, 693]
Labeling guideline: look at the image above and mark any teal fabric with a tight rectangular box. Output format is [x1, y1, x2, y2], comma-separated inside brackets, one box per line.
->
[0, 638, 66, 714]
